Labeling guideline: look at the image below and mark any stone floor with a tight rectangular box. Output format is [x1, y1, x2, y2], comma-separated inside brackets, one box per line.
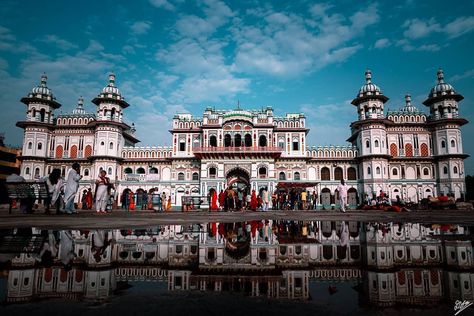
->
[0, 206, 473, 229]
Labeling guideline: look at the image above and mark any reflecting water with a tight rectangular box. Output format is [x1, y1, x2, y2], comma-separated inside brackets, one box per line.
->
[0, 221, 473, 315]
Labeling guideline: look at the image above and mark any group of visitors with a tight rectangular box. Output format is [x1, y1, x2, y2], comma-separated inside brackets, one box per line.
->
[271, 190, 319, 210]
[120, 189, 172, 212]
[210, 187, 270, 212]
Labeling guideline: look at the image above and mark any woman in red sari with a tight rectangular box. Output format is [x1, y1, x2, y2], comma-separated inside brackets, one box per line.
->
[250, 189, 258, 211]
[211, 190, 218, 211]
[218, 190, 225, 210]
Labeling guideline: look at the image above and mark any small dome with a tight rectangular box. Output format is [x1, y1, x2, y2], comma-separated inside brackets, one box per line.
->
[31, 74, 54, 98]
[101, 73, 121, 96]
[72, 97, 86, 115]
[400, 94, 419, 113]
[429, 69, 456, 97]
[358, 69, 381, 95]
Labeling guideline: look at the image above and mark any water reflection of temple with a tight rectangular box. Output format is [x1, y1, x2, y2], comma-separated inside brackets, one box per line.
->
[2, 221, 473, 306]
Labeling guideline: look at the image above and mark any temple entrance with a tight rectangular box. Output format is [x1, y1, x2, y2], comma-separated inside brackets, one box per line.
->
[226, 168, 250, 194]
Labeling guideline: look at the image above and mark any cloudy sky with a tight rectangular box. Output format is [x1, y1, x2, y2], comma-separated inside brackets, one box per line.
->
[1, 0, 473, 173]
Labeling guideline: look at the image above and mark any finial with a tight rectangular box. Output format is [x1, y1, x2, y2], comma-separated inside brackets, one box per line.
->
[108, 73, 116, 85]
[437, 68, 444, 83]
[365, 69, 372, 83]
[131, 122, 136, 133]
[77, 96, 84, 107]
[40, 73, 47, 86]
[405, 94, 411, 106]
[237, 100, 241, 110]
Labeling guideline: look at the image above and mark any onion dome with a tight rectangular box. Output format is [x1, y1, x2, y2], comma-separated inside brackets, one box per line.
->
[351, 69, 388, 105]
[21, 73, 61, 109]
[423, 69, 463, 106]
[72, 97, 86, 115]
[92, 73, 130, 108]
[400, 94, 419, 113]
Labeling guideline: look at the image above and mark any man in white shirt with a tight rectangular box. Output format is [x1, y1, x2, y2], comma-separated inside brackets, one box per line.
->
[63, 163, 82, 214]
[336, 179, 348, 213]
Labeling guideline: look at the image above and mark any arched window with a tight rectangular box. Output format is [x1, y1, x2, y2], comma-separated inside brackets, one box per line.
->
[258, 167, 267, 179]
[25, 167, 30, 175]
[111, 108, 116, 120]
[109, 142, 114, 150]
[179, 139, 185, 151]
[374, 140, 379, 148]
[124, 167, 133, 174]
[40, 109, 45, 122]
[453, 166, 458, 174]
[100, 141, 105, 146]
[244, 134, 252, 147]
[376, 167, 381, 175]
[224, 134, 232, 147]
[366, 140, 370, 148]
[294, 172, 300, 180]
[259, 135, 267, 147]
[423, 168, 429, 176]
[28, 142, 32, 150]
[37, 143, 42, 150]
[178, 172, 185, 180]
[443, 166, 448, 174]
[334, 167, 343, 180]
[321, 167, 330, 180]
[441, 140, 446, 148]
[392, 168, 398, 176]
[192, 172, 199, 181]
[209, 167, 216, 178]
[34, 167, 40, 178]
[108, 167, 112, 175]
[367, 167, 371, 175]
[84, 169, 90, 176]
[279, 172, 286, 180]
[209, 135, 217, 147]
[451, 140, 456, 148]
[149, 167, 158, 174]
[292, 138, 299, 151]
[234, 134, 242, 147]
[278, 138, 285, 149]
[347, 167, 357, 180]
[136, 167, 145, 174]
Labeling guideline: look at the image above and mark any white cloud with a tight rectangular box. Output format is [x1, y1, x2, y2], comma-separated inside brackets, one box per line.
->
[403, 18, 440, 39]
[130, 21, 152, 35]
[449, 69, 474, 82]
[148, 0, 176, 11]
[396, 39, 440, 52]
[374, 38, 390, 49]
[232, 4, 379, 77]
[445, 16, 474, 38]
[39, 35, 78, 50]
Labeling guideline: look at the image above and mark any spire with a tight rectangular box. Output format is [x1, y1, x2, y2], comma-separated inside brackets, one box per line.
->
[365, 69, 372, 83]
[108, 73, 115, 86]
[72, 96, 86, 114]
[40, 73, 47, 87]
[131, 122, 136, 134]
[437, 68, 444, 83]
[405, 94, 411, 107]
[237, 100, 241, 110]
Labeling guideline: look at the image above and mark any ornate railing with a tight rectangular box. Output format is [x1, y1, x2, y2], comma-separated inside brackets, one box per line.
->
[124, 174, 160, 182]
[193, 146, 282, 154]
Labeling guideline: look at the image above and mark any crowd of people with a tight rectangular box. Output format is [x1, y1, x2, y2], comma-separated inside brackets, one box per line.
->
[120, 189, 172, 212]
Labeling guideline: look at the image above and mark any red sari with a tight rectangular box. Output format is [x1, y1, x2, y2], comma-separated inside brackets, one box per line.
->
[250, 190, 258, 211]
[218, 191, 225, 208]
[211, 191, 218, 211]
[85, 191, 93, 209]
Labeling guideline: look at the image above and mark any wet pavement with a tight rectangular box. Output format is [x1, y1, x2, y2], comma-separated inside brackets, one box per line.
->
[1, 208, 474, 229]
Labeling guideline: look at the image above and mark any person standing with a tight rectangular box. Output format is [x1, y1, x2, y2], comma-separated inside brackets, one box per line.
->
[85, 188, 93, 210]
[211, 189, 218, 211]
[250, 189, 258, 211]
[336, 179, 348, 213]
[301, 190, 307, 210]
[262, 188, 269, 211]
[166, 196, 172, 211]
[43, 168, 63, 214]
[95, 170, 110, 214]
[63, 163, 82, 214]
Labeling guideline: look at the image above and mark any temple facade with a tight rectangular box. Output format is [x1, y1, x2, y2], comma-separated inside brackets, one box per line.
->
[16, 69, 468, 207]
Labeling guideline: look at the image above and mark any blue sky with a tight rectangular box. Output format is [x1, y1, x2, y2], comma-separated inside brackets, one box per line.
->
[1, 0, 473, 173]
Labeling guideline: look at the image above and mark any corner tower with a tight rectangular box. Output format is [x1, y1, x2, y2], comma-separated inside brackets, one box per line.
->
[90, 74, 139, 182]
[17, 74, 61, 179]
[423, 69, 468, 198]
[348, 70, 391, 199]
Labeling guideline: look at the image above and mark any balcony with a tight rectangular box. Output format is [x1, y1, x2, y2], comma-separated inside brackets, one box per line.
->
[193, 146, 282, 159]
[123, 173, 160, 182]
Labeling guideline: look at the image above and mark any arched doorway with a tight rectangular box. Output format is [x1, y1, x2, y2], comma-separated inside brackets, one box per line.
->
[348, 188, 358, 207]
[226, 168, 250, 194]
[321, 188, 331, 208]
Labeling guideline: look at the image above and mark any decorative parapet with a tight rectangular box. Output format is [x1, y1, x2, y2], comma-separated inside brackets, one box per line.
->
[306, 145, 358, 159]
[122, 146, 173, 159]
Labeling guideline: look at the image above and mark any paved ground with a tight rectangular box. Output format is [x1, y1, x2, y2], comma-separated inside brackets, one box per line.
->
[1, 206, 474, 229]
